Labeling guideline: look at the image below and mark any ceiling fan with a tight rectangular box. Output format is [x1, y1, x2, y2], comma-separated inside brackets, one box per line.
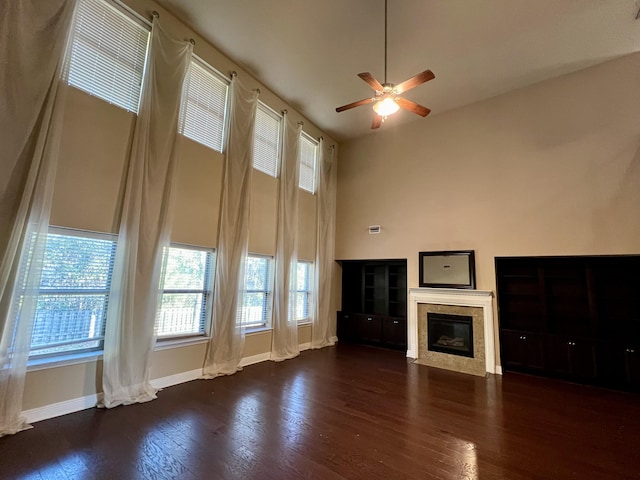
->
[335, 0, 435, 129]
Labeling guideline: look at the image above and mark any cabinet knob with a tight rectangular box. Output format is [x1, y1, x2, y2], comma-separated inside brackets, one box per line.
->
[393, 320, 399, 324]
[626, 348, 635, 354]
[367, 317, 373, 321]
[568, 341, 576, 346]
[519, 335, 527, 340]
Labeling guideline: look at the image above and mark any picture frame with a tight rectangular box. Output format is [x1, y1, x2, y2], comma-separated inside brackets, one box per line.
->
[418, 250, 476, 289]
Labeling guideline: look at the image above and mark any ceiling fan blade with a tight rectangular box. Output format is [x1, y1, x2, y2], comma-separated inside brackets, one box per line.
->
[396, 97, 431, 117]
[371, 114, 382, 129]
[394, 70, 435, 94]
[358, 72, 384, 92]
[335, 97, 375, 113]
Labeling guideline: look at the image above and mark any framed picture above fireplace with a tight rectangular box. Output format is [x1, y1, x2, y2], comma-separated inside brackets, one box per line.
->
[418, 250, 476, 289]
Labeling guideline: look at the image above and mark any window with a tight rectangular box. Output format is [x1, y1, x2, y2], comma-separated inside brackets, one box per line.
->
[156, 245, 214, 338]
[179, 59, 229, 152]
[295, 261, 313, 322]
[299, 133, 318, 193]
[66, 0, 150, 113]
[241, 255, 273, 328]
[252, 103, 282, 177]
[29, 229, 117, 358]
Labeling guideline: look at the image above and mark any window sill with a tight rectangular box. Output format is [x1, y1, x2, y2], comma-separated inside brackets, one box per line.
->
[154, 335, 210, 351]
[245, 325, 272, 335]
[27, 350, 103, 372]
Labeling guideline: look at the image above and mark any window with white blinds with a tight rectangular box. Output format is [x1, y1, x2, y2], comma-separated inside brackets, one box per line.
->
[179, 60, 229, 152]
[295, 261, 313, 322]
[29, 229, 117, 358]
[240, 255, 273, 329]
[299, 133, 318, 193]
[67, 0, 150, 113]
[253, 103, 282, 177]
[156, 245, 215, 339]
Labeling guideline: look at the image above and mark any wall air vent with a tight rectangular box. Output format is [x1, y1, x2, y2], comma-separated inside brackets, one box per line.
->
[368, 225, 381, 235]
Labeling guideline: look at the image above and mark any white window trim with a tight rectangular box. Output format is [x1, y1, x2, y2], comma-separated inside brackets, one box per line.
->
[155, 243, 215, 342]
[253, 102, 283, 178]
[25, 226, 117, 366]
[299, 132, 318, 194]
[296, 260, 313, 323]
[242, 253, 274, 330]
[179, 56, 230, 153]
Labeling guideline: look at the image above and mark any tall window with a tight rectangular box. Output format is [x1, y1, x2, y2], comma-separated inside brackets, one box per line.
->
[29, 229, 117, 358]
[179, 59, 229, 152]
[66, 0, 150, 113]
[299, 133, 318, 193]
[295, 261, 313, 322]
[241, 255, 273, 328]
[253, 103, 282, 177]
[156, 245, 214, 338]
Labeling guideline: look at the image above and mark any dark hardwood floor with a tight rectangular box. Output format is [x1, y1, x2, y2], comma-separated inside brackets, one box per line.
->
[1, 343, 639, 480]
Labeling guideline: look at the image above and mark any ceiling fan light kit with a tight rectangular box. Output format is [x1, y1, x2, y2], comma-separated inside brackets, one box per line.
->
[373, 97, 400, 116]
[335, 0, 435, 129]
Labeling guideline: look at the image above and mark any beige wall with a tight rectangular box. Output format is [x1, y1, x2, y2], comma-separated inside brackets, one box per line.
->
[24, 0, 336, 412]
[336, 53, 640, 362]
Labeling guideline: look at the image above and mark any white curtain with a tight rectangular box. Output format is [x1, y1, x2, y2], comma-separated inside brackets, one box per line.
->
[311, 140, 337, 348]
[203, 75, 258, 378]
[0, 0, 76, 436]
[271, 113, 302, 361]
[100, 19, 192, 408]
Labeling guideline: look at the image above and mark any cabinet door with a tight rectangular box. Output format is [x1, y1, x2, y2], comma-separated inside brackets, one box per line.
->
[337, 312, 357, 342]
[597, 342, 640, 390]
[382, 317, 407, 350]
[546, 335, 596, 380]
[357, 314, 382, 344]
[500, 330, 545, 371]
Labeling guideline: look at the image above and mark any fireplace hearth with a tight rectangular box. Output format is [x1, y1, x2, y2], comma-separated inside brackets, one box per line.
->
[427, 312, 474, 358]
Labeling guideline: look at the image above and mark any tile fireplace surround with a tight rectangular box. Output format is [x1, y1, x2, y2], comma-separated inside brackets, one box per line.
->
[408, 288, 498, 376]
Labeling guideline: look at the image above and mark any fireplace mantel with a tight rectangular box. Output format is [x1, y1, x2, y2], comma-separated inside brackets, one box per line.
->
[408, 288, 498, 374]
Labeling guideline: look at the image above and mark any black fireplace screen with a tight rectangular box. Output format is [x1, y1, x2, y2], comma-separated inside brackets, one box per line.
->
[427, 312, 474, 358]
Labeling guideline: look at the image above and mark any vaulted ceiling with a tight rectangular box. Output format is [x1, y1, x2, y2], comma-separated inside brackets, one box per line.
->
[156, 0, 640, 142]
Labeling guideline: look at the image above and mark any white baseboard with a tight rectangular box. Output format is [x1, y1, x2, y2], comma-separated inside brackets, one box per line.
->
[150, 368, 202, 390]
[239, 351, 271, 367]
[22, 340, 339, 425]
[23, 393, 99, 424]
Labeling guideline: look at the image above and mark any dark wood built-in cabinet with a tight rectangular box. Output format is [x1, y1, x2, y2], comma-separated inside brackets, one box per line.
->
[496, 255, 640, 392]
[338, 260, 407, 351]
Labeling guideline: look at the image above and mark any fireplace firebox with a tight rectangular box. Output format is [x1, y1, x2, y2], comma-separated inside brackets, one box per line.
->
[427, 312, 474, 358]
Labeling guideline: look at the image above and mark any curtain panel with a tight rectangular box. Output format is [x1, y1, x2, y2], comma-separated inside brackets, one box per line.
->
[202, 75, 258, 378]
[100, 18, 192, 408]
[271, 113, 301, 361]
[311, 140, 337, 348]
[0, 0, 77, 436]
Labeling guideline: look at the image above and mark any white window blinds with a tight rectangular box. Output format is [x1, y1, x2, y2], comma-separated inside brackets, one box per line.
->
[156, 245, 214, 338]
[299, 133, 318, 193]
[29, 229, 117, 358]
[180, 60, 229, 152]
[253, 103, 282, 177]
[67, 0, 150, 113]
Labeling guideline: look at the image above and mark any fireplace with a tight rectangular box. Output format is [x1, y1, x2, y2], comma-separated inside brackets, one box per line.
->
[408, 288, 498, 376]
[427, 312, 474, 358]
